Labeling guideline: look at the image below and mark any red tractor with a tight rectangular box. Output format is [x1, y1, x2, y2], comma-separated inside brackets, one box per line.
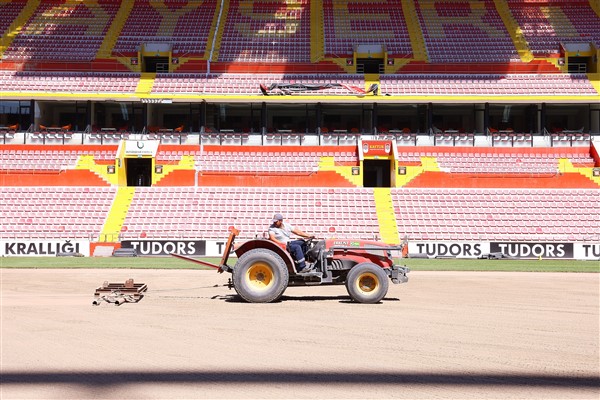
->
[173, 228, 409, 303]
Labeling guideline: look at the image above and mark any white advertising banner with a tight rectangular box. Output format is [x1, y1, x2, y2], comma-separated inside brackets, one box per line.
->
[120, 239, 235, 257]
[0, 239, 90, 257]
[124, 140, 159, 157]
[408, 241, 600, 260]
[574, 243, 600, 260]
[408, 242, 490, 259]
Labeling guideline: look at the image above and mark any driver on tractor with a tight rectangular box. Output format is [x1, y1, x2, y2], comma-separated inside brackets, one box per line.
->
[268, 213, 315, 273]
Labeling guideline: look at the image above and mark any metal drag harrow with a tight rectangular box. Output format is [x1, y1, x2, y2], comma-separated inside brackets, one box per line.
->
[93, 279, 148, 306]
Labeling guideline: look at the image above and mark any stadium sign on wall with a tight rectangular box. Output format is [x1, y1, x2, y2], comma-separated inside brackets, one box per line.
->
[0, 240, 90, 257]
[123, 140, 159, 157]
[361, 140, 393, 156]
[408, 241, 599, 260]
[122, 240, 206, 256]
[121, 240, 236, 257]
[409, 242, 489, 258]
[490, 242, 573, 259]
[575, 243, 600, 260]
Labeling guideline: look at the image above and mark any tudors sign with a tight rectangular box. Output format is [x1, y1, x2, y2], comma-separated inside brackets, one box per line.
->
[0, 240, 89, 257]
[408, 241, 599, 260]
[490, 242, 573, 259]
[409, 242, 489, 258]
[122, 240, 206, 256]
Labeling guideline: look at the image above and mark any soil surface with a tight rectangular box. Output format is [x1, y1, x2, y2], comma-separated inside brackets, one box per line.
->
[1, 269, 599, 399]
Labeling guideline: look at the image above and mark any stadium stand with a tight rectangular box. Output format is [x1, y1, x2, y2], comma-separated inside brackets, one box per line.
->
[507, 0, 600, 57]
[405, 151, 595, 174]
[0, 0, 27, 36]
[322, 0, 412, 58]
[113, 0, 216, 57]
[194, 148, 358, 173]
[0, 186, 116, 239]
[0, 147, 79, 171]
[392, 187, 600, 242]
[218, 0, 311, 62]
[4, 184, 595, 243]
[0, 71, 140, 93]
[122, 186, 381, 240]
[151, 73, 367, 95]
[415, 0, 520, 63]
[379, 73, 597, 96]
[2, 0, 119, 61]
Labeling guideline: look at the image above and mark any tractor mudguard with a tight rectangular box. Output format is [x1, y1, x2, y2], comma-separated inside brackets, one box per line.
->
[235, 239, 296, 274]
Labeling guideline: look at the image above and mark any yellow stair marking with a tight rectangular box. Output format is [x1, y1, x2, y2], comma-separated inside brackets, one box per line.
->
[493, 0, 533, 62]
[373, 188, 400, 245]
[75, 155, 116, 185]
[152, 154, 196, 185]
[100, 186, 135, 242]
[401, 0, 428, 62]
[136, 73, 156, 95]
[326, 57, 356, 73]
[207, 0, 229, 61]
[384, 57, 412, 74]
[558, 158, 600, 186]
[317, 156, 363, 186]
[150, 1, 201, 37]
[0, 0, 41, 57]
[395, 156, 440, 187]
[591, 0, 600, 17]
[541, 6, 581, 43]
[364, 73, 379, 94]
[311, 0, 324, 62]
[22, 0, 109, 36]
[97, 0, 135, 58]
[587, 73, 600, 95]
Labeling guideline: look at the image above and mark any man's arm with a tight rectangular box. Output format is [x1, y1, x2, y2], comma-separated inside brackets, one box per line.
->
[292, 228, 312, 239]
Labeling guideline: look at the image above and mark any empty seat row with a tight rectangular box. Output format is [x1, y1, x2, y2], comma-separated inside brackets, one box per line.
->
[2, 186, 597, 242]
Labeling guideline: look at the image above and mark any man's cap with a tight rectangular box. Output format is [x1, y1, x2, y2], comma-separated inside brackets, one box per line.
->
[272, 213, 283, 223]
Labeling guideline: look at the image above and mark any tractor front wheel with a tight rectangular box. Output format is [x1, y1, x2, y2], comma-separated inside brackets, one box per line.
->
[345, 262, 389, 304]
[233, 249, 289, 303]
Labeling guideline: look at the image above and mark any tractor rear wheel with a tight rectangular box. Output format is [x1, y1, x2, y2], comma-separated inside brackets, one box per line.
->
[345, 262, 389, 304]
[233, 249, 289, 303]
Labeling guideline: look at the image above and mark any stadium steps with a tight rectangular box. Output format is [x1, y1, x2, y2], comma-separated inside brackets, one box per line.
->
[97, 0, 135, 59]
[100, 186, 135, 242]
[153, 1, 203, 38]
[310, 0, 324, 62]
[590, 0, 600, 17]
[209, 0, 231, 62]
[152, 154, 196, 185]
[136, 73, 156, 94]
[373, 188, 400, 245]
[75, 155, 115, 185]
[558, 158, 600, 187]
[317, 156, 362, 186]
[396, 156, 440, 187]
[492, 0, 534, 62]
[587, 73, 600, 95]
[0, 0, 41, 57]
[364, 74, 379, 95]
[401, 0, 428, 62]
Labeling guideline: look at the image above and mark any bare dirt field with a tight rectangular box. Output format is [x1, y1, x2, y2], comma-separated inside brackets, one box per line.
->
[1, 269, 599, 400]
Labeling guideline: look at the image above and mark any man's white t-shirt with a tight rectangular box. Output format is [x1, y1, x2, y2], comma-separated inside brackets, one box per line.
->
[269, 222, 295, 244]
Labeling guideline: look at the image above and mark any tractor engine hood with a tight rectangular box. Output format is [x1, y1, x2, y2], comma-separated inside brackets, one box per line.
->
[326, 239, 396, 251]
[326, 239, 400, 262]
